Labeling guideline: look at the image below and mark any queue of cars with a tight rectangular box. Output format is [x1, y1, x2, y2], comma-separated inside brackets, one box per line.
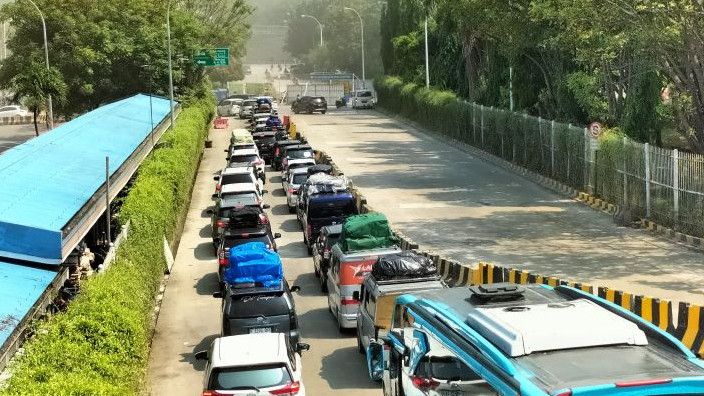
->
[199, 97, 311, 396]
[198, 98, 704, 396]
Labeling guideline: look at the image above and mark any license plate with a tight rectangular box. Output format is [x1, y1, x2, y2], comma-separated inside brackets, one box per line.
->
[440, 391, 462, 396]
[249, 327, 271, 334]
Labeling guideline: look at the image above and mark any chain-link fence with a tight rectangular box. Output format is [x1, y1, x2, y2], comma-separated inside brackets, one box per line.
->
[376, 81, 704, 238]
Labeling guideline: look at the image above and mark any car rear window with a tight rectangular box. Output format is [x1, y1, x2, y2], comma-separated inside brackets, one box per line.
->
[223, 235, 272, 249]
[209, 364, 291, 390]
[221, 174, 252, 185]
[230, 155, 258, 164]
[287, 149, 313, 159]
[259, 137, 277, 145]
[220, 194, 259, 210]
[415, 356, 480, 381]
[358, 91, 373, 97]
[243, 100, 257, 106]
[292, 174, 308, 185]
[313, 97, 325, 103]
[229, 294, 289, 317]
[309, 198, 356, 219]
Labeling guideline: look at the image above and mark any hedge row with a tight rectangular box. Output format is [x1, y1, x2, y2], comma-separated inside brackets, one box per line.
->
[1, 95, 214, 395]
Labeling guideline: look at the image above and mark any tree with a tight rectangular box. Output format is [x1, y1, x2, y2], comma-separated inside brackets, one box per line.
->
[9, 61, 66, 136]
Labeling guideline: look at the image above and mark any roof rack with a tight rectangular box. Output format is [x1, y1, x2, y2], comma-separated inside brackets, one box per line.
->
[372, 274, 442, 286]
[469, 283, 526, 302]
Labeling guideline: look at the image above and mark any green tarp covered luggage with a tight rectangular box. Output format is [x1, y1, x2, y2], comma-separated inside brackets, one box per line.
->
[339, 213, 398, 252]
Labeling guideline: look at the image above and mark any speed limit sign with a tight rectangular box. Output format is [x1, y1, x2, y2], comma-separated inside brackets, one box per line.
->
[588, 122, 603, 138]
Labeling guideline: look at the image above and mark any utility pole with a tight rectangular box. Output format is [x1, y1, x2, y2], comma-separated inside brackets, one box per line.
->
[424, 18, 429, 88]
[166, 0, 175, 130]
[301, 15, 323, 47]
[509, 66, 514, 111]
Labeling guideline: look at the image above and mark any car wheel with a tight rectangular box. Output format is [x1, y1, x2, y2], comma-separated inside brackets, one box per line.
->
[321, 110, 326, 114]
[357, 334, 364, 354]
[307, 243, 313, 256]
[314, 265, 320, 278]
[288, 205, 295, 214]
[320, 273, 328, 293]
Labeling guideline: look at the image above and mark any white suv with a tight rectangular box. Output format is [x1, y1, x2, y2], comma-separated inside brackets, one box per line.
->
[196, 333, 309, 396]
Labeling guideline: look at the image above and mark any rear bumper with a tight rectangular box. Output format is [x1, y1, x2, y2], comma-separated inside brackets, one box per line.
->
[339, 311, 357, 328]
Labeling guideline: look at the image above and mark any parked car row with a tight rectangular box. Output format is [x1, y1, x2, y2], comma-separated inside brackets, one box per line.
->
[199, 102, 311, 396]
[217, 95, 280, 118]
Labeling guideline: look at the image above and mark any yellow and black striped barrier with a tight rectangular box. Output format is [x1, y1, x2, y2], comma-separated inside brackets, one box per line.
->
[675, 302, 704, 358]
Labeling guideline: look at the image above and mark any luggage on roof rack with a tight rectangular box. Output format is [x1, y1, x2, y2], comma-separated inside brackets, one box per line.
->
[307, 164, 333, 176]
[371, 251, 438, 281]
[226, 206, 262, 229]
[305, 173, 350, 195]
[223, 242, 283, 288]
[339, 213, 398, 252]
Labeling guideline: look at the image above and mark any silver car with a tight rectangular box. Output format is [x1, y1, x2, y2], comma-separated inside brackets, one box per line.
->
[239, 99, 257, 118]
[284, 167, 310, 213]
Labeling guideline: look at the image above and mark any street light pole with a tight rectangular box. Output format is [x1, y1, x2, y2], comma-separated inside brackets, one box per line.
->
[344, 7, 365, 87]
[300, 14, 323, 47]
[166, 0, 175, 130]
[140, 65, 155, 147]
[25, 0, 53, 129]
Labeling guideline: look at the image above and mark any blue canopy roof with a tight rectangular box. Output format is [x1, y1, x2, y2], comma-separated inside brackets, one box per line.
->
[0, 94, 171, 264]
[0, 261, 58, 348]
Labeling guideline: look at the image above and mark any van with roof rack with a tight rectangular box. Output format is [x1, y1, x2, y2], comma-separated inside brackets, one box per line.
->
[367, 283, 704, 396]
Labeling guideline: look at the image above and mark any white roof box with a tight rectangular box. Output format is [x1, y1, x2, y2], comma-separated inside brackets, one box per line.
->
[466, 299, 648, 357]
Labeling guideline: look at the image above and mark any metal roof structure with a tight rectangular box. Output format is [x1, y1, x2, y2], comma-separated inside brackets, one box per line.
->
[0, 94, 171, 264]
[0, 261, 58, 348]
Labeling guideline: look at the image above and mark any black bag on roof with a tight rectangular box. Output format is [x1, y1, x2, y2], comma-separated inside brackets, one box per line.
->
[227, 206, 263, 229]
[307, 164, 333, 176]
[371, 251, 437, 280]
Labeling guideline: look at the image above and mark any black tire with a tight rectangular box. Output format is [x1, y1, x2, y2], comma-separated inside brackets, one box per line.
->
[288, 205, 295, 214]
[321, 110, 326, 114]
[314, 265, 320, 278]
[320, 274, 328, 293]
[307, 243, 313, 256]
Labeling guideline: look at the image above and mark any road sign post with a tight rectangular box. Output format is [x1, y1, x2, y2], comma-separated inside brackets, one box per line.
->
[194, 48, 229, 67]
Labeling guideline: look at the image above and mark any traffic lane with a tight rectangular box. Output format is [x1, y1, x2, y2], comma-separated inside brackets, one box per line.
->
[266, 171, 381, 394]
[290, 107, 704, 305]
[148, 122, 229, 394]
[0, 124, 45, 153]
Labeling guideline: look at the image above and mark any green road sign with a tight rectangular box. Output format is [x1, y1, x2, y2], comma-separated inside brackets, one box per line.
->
[194, 48, 229, 67]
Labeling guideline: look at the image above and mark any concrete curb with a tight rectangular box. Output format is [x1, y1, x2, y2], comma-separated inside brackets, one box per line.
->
[0, 115, 45, 126]
[640, 219, 703, 250]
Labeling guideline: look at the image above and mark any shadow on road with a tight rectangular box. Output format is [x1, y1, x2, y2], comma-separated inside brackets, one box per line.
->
[181, 333, 220, 371]
[271, 187, 286, 197]
[195, 272, 219, 296]
[320, 346, 380, 390]
[272, 203, 292, 216]
[292, 272, 322, 297]
[278, 241, 309, 259]
[199, 224, 213, 238]
[194, 241, 216, 260]
[280, 218, 302, 233]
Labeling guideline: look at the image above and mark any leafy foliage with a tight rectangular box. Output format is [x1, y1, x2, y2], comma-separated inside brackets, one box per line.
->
[10, 61, 66, 135]
[0, 94, 215, 396]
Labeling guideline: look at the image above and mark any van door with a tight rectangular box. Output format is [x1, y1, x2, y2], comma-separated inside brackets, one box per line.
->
[359, 286, 376, 351]
[326, 256, 340, 314]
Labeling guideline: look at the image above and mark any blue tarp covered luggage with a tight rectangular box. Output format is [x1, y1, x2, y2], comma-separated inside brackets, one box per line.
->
[223, 242, 283, 287]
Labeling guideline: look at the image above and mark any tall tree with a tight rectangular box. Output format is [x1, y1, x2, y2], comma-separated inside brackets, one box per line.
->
[10, 61, 66, 135]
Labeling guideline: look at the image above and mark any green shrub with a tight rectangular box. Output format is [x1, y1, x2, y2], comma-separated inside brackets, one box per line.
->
[1, 95, 214, 396]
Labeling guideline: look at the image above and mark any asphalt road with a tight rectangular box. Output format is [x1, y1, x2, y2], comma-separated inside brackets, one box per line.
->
[0, 124, 48, 154]
[289, 106, 704, 306]
[148, 117, 380, 395]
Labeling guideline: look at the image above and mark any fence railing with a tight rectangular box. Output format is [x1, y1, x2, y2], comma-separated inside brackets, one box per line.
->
[376, 81, 704, 238]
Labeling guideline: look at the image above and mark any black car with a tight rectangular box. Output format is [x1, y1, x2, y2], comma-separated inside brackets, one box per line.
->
[292, 96, 327, 114]
[312, 224, 342, 292]
[252, 131, 277, 162]
[213, 280, 301, 344]
[208, 203, 271, 247]
[272, 140, 302, 170]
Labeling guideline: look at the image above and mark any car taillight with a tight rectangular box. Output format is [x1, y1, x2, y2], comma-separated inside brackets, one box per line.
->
[202, 391, 226, 396]
[323, 247, 330, 259]
[254, 159, 264, 165]
[216, 220, 227, 228]
[270, 381, 300, 395]
[275, 147, 280, 155]
[306, 223, 312, 237]
[341, 297, 359, 306]
[288, 188, 297, 194]
[259, 214, 269, 224]
[410, 376, 440, 391]
[218, 248, 229, 266]
[215, 184, 221, 191]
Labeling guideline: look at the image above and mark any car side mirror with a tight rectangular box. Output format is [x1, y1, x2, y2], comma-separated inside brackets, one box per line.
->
[211, 193, 218, 198]
[213, 175, 220, 181]
[262, 189, 268, 194]
[296, 342, 311, 353]
[206, 209, 214, 215]
[224, 149, 229, 153]
[353, 291, 360, 301]
[194, 350, 208, 360]
[290, 285, 301, 293]
[212, 291, 223, 298]
[262, 204, 271, 209]
[274, 233, 282, 239]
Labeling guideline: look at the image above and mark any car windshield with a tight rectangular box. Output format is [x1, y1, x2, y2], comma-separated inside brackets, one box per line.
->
[313, 97, 325, 103]
[243, 100, 257, 107]
[258, 137, 277, 145]
[289, 163, 312, 172]
[287, 149, 313, 159]
[309, 198, 356, 219]
[415, 356, 480, 381]
[230, 155, 258, 164]
[221, 174, 252, 185]
[292, 174, 308, 185]
[209, 364, 291, 391]
[228, 293, 289, 318]
[223, 235, 271, 249]
[220, 191, 257, 201]
[220, 194, 259, 210]
[358, 91, 373, 97]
